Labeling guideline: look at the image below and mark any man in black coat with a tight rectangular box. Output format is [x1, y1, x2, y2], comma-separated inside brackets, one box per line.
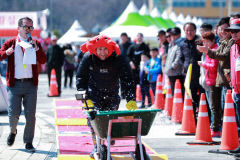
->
[119, 32, 132, 99]
[180, 22, 204, 121]
[46, 35, 65, 96]
[127, 33, 150, 97]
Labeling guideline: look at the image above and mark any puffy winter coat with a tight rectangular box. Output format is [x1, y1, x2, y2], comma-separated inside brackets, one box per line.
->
[76, 53, 135, 102]
[230, 41, 240, 94]
[146, 57, 161, 82]
[201, 44, 218, 86]
[207, 38, 234, 87]
[165, 37, 184, 76]
[180, 36, 202, 88]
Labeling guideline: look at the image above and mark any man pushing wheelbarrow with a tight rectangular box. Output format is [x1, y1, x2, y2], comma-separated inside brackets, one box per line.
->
[76, 35, 137, 158]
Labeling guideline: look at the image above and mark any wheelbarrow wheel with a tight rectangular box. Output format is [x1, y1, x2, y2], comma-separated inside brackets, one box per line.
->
[99, 144, 107, 160]
[135, 144, 150, 160]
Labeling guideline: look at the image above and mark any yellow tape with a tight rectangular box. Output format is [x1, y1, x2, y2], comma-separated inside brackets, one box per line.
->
[56, 118, 87, 126]
[58, 155, 92, 160]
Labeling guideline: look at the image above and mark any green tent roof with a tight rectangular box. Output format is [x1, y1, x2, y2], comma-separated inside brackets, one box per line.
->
[154, 17, 171, 29]
[166, 19, 176, 28]
[142, 15, 164, 29]
[120, 12, 151, 26]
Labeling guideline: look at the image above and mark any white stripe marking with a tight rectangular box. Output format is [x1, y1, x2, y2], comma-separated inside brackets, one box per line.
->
[198, 112, 208, 117]
[200, 101, 206, 105]
[166, 94, 172, 98]
[50, 81, 57, 85]
[156, 90, 162, 94]
[175, 89, 181, 93]
[173, 98, 182, 103]
[184, 105, 193, 110]
[225, 103, 234, 109]
[223, 116, 236, 122]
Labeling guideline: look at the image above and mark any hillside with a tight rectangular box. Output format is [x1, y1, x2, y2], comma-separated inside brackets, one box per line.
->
[0, 0, 144, 34]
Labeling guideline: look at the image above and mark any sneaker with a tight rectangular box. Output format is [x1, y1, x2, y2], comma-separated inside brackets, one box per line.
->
[7, 130, 17, 146]
[110, 140, 115, 145]
[211, 130, 221, 138]
[25, 143, 36, 152]
[139, 105, 145, 109]
[147, 103, 152, 107]
[89, 144, 97, 158]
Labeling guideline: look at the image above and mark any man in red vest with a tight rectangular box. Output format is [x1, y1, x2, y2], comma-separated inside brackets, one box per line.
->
[0, 17, 46, 152]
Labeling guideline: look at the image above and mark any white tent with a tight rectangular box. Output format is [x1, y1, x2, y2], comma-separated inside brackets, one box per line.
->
[169, 12, 178, 22]
[161, 10, 169, 19]
[177, 13, 185, 25]
[100, 1, 159, 39]
[57, 20, 87, 45]
[185, 14, 192, 23]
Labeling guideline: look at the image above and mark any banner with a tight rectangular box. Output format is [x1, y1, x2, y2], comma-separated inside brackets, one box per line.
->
[184, 64, 192, 99]
[0, 12, 39, 29]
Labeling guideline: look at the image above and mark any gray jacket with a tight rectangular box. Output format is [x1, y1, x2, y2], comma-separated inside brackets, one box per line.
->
[165, 37, 184, 77]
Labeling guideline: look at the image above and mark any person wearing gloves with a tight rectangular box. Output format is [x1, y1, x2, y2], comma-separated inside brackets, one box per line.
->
[76, 35, 136, 158]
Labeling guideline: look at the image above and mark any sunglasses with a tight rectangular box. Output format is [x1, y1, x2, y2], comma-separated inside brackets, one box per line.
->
[230, 30, 240, 34]
[21, 25, 34, 31]
[166, 35, 171, 38]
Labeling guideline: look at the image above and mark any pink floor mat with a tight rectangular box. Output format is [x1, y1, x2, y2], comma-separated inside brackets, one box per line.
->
[57, 125, 90, 134]
[55, 100, 82, 107]
[56, 109, 87, 119]
[59, 136, 93, 154]
[58, 135, 153, 155]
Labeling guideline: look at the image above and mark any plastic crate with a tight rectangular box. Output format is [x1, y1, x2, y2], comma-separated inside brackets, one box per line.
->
[89, 109, 161, 138]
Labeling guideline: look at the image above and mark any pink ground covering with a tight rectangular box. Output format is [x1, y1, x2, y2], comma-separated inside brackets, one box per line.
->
[59, 136, 93, 154]
[55, 100, 82, 107]
[58, 125, 90, 132]
[56, 109, 87, 118]
[56, 99, 154, 156]
[57, 125, 90, 134]
[58, 135, 153, 155]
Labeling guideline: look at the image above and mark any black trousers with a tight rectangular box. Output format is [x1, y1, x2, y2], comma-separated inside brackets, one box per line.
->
[140, 84, 151, 105]
[64, 69, 74, 88]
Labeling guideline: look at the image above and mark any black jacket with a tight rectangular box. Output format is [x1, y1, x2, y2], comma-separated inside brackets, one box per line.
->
[119, 41, 132, 57]
[127, 42, 150, 71]
[46, 44, 65, 68]
[76, 53, 135, 102]
[180, 36, 202, 87]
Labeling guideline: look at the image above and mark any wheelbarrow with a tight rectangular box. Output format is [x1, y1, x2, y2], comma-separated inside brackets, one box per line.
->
[75, 92, 161, 160]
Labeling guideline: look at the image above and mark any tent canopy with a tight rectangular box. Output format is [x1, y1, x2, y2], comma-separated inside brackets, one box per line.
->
[57, 20, 87, 45]
[150, 7, 172, 29]
[101, 1, 161, 39]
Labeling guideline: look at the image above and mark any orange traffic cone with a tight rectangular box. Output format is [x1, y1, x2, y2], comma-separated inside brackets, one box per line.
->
[136, 85, 142, 102]
[209, 90, 239, 154]
[187, 93, 220, 145]
[144, 96, 149, 106]
[171, 79, 183, 123]
[164, 79, 173, 117]
[149, 88, 155, 105]
[48, 69, 59, 97]
[154, 75, 165, 110]
[176, 91, 196, 135]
